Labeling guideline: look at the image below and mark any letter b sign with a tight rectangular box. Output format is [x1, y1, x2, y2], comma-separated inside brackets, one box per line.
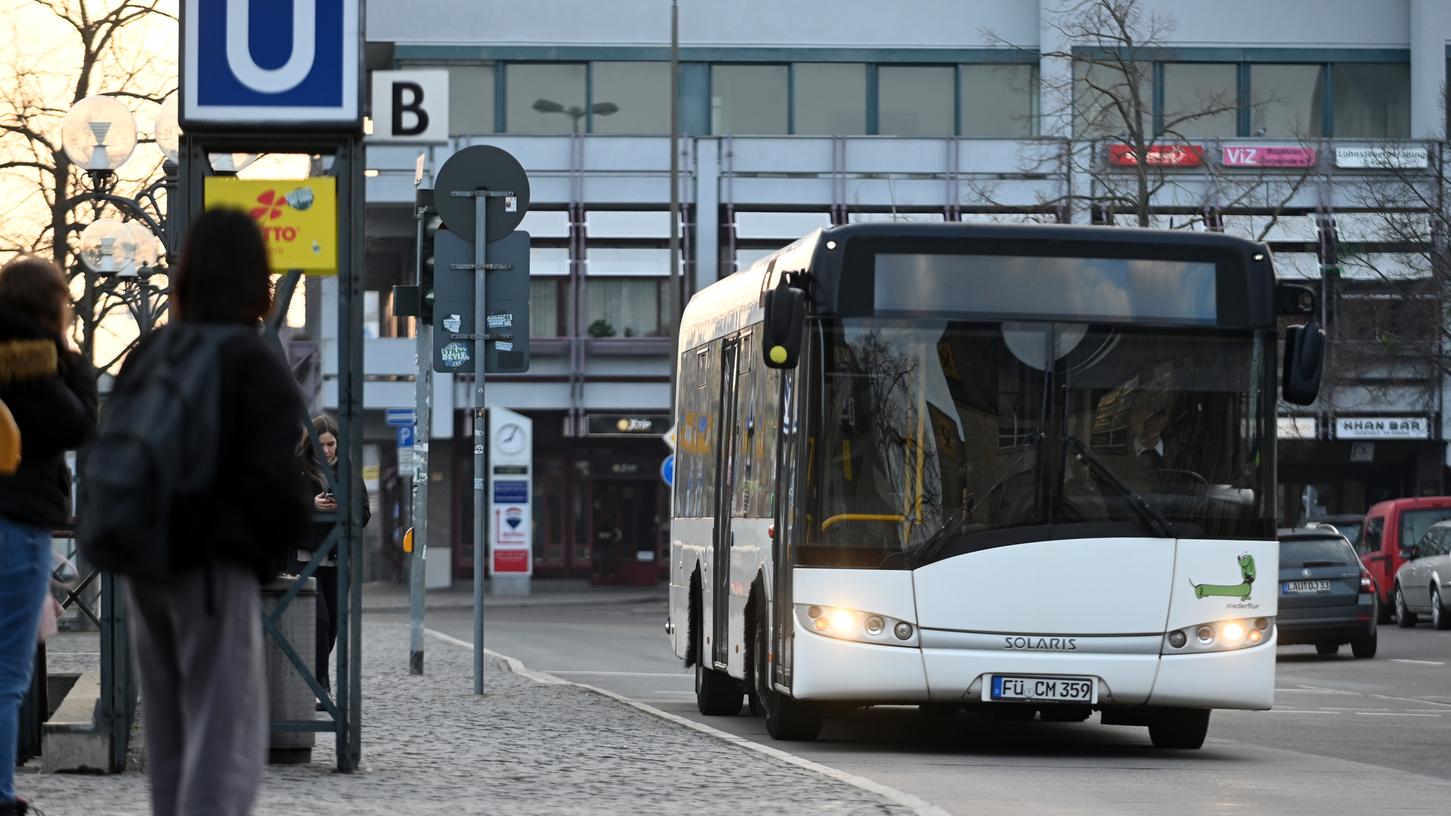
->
[370, 70, 449, 143]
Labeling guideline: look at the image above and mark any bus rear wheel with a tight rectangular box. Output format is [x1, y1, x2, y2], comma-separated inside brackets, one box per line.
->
[1148, 708, 1210, 750]
[753, 604, 822, 741]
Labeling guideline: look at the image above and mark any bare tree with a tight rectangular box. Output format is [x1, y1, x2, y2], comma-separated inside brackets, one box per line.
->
[982, 0, 1312, 238]
[1327, 139, 1450, 414]
[0, 0, 176, 370]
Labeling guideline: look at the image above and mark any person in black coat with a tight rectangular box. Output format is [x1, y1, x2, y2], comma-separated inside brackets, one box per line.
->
[293, 413, 369, 699]
[0, 256, 96, 816]
[122, 209, 309, 816]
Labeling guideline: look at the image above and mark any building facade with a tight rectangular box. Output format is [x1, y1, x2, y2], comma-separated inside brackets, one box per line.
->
[334, 0, 1451, 582]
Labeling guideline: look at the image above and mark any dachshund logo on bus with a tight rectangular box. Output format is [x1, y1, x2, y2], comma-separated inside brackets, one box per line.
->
[1190, 554, 1256, 601]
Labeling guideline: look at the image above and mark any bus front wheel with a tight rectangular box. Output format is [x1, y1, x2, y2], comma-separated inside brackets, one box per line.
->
[1148, 708, 1210, 749]
[753, 603, 822, 741]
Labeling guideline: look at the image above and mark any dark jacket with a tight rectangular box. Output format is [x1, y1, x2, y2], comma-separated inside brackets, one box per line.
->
[0, 301, 97, 529]
[121, 323, 310, 579]
[298, 458, 371, 564]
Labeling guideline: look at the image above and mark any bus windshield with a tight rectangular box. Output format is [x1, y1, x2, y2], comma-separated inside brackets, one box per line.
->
[802, 319, 1270, 568]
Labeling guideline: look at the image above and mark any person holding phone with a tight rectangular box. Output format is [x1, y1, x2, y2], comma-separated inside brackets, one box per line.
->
[294, 414, 369, 704]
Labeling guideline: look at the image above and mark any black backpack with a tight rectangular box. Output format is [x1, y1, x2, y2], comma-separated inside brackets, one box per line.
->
[78, 323, 252, 579]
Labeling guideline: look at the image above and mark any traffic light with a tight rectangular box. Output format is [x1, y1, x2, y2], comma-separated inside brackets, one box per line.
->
[392, 189, 441, 323]
[419, 211, 441, 322]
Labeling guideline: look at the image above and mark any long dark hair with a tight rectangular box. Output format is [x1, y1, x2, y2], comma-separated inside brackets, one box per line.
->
[172, 208, 273, 324]
[298, 414, 340, 487]
[0, 255, 71, 338]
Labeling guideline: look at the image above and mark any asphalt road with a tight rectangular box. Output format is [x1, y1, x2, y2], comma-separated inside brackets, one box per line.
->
[377, 601, 1451, 815]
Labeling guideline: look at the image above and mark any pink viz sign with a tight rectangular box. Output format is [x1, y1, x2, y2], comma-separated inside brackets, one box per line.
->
[1220, 146, 1318, 168]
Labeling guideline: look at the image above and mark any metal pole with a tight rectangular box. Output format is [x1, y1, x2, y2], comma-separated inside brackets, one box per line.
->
[668, 0, 682, 369]
[473, 191, 489, 695]
[410, 197, 433, 676]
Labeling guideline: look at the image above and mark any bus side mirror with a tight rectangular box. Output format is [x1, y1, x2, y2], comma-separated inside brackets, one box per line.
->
[762, 281, 806, 369]
[1282, 322, 1324, 406]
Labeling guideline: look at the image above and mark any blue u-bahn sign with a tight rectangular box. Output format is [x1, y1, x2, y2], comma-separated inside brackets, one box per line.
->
[183, 0, 361, 127]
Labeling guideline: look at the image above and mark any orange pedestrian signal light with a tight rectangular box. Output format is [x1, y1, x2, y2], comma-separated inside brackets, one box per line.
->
[403, 527, 414, 553]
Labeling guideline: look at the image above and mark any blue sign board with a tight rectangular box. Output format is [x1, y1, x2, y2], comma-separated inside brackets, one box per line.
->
[183, 0, 361, 126]
[396, 426, 414, 449]
[493, 480, 529, 505]
[385, 408, 416, 427]
[660, 454, 674, 488]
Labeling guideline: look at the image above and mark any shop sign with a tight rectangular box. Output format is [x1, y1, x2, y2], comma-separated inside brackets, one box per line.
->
[1278, 417, 1317, 440]
[586, 414, 671, 436]
[1221, 146, 1317, 168]
[1350, 442, 1375, 462]
[1108, 144, 1204, 167]
[1334, 146, 1429, 169]
[1334, 417, 1430, 440]
[204, 177, 338, 274]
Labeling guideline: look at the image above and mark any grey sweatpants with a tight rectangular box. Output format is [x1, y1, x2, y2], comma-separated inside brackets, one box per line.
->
[128, 565, 266, 816]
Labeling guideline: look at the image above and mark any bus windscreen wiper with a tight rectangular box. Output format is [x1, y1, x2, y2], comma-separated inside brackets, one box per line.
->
[1063, 435, 1178, 539]
[907, 432, 1043, 565]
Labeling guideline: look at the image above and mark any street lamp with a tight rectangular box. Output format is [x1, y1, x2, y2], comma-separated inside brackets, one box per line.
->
[60, 94, 178, 341]
[531, 98, 620, 134]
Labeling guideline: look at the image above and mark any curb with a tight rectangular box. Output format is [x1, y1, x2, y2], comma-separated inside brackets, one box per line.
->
[423, 628, 952, 816]
[365, 592, 667, 614]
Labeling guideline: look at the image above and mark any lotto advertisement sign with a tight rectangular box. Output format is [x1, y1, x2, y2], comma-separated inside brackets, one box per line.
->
[204, 177, 338, 274]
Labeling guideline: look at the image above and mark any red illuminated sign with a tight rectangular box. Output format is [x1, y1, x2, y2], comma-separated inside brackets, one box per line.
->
[1108, 144, 1205, 167]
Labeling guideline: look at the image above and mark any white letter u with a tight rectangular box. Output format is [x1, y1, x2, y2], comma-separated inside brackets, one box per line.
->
[225, 0, 316, 94]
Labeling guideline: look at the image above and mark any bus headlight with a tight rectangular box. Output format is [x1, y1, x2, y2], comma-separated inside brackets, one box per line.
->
[796, 604, 918, 647]
[1163, 617, 1274, 655]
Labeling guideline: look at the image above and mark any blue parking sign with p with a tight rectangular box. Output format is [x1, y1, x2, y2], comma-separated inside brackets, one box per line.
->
[184, 0, 360, 126]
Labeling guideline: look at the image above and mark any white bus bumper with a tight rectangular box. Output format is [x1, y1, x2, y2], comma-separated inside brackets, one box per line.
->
[789, 620, 1276, 709]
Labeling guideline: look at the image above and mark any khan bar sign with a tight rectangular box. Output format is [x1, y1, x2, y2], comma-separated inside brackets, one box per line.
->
[1334, 416, 1430, 440]
[1107, 144, 1204, 167]
[1221, 146, 1318, 168]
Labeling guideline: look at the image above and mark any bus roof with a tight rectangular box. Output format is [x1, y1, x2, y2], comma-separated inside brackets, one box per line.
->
[678, 222, 1276, 350]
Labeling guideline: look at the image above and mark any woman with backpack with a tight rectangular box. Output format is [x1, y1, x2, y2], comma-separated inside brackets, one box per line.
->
[292, 413, 369, 706]
[0, 256, 97, 816]
[118, 209, 309, 816]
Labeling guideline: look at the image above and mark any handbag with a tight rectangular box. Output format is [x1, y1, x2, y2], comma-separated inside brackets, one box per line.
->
[0, 398, 19, 475]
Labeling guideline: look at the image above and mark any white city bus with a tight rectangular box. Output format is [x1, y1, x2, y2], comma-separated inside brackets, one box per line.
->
[667, 223, 1323, 748]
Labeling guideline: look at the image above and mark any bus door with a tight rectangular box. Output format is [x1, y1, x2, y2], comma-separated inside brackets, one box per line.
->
[712, 337, 742, 669]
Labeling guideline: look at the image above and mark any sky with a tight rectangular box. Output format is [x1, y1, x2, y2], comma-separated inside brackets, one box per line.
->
[0, 0, 310, 363]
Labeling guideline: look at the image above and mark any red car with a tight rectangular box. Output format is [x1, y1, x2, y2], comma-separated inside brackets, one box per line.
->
[1358, 497, 1451, 621]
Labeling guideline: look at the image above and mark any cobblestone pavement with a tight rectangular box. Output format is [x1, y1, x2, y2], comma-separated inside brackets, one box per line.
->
[21, 623, 915, 815]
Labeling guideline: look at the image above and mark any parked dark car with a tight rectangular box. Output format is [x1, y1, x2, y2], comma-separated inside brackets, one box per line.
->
[1276, 529, 1378, 658]
[1393, 519, 1451, 630]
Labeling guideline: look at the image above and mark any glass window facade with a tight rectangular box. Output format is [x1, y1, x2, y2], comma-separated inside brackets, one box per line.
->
[712, 65, 788, 135]
[1073, 60, 1153, 139]
[959, 64, 1036, 137]
[1161, 63, 1237, 137]
[505, 63, 587, 134]
[530, 279, 561, 336]
[592, 62, 671, 135]
[1333, 63, 1410, 138]
[446, 65, 495, 135]
[586, 278, 664, 337]
[878, 66, 954, 136]
[793, 63, 868, 135]
[1250, 64, 1325, 138]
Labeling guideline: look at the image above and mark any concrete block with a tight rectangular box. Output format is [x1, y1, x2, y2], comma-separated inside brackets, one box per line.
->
[41, 671, 108, 774]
